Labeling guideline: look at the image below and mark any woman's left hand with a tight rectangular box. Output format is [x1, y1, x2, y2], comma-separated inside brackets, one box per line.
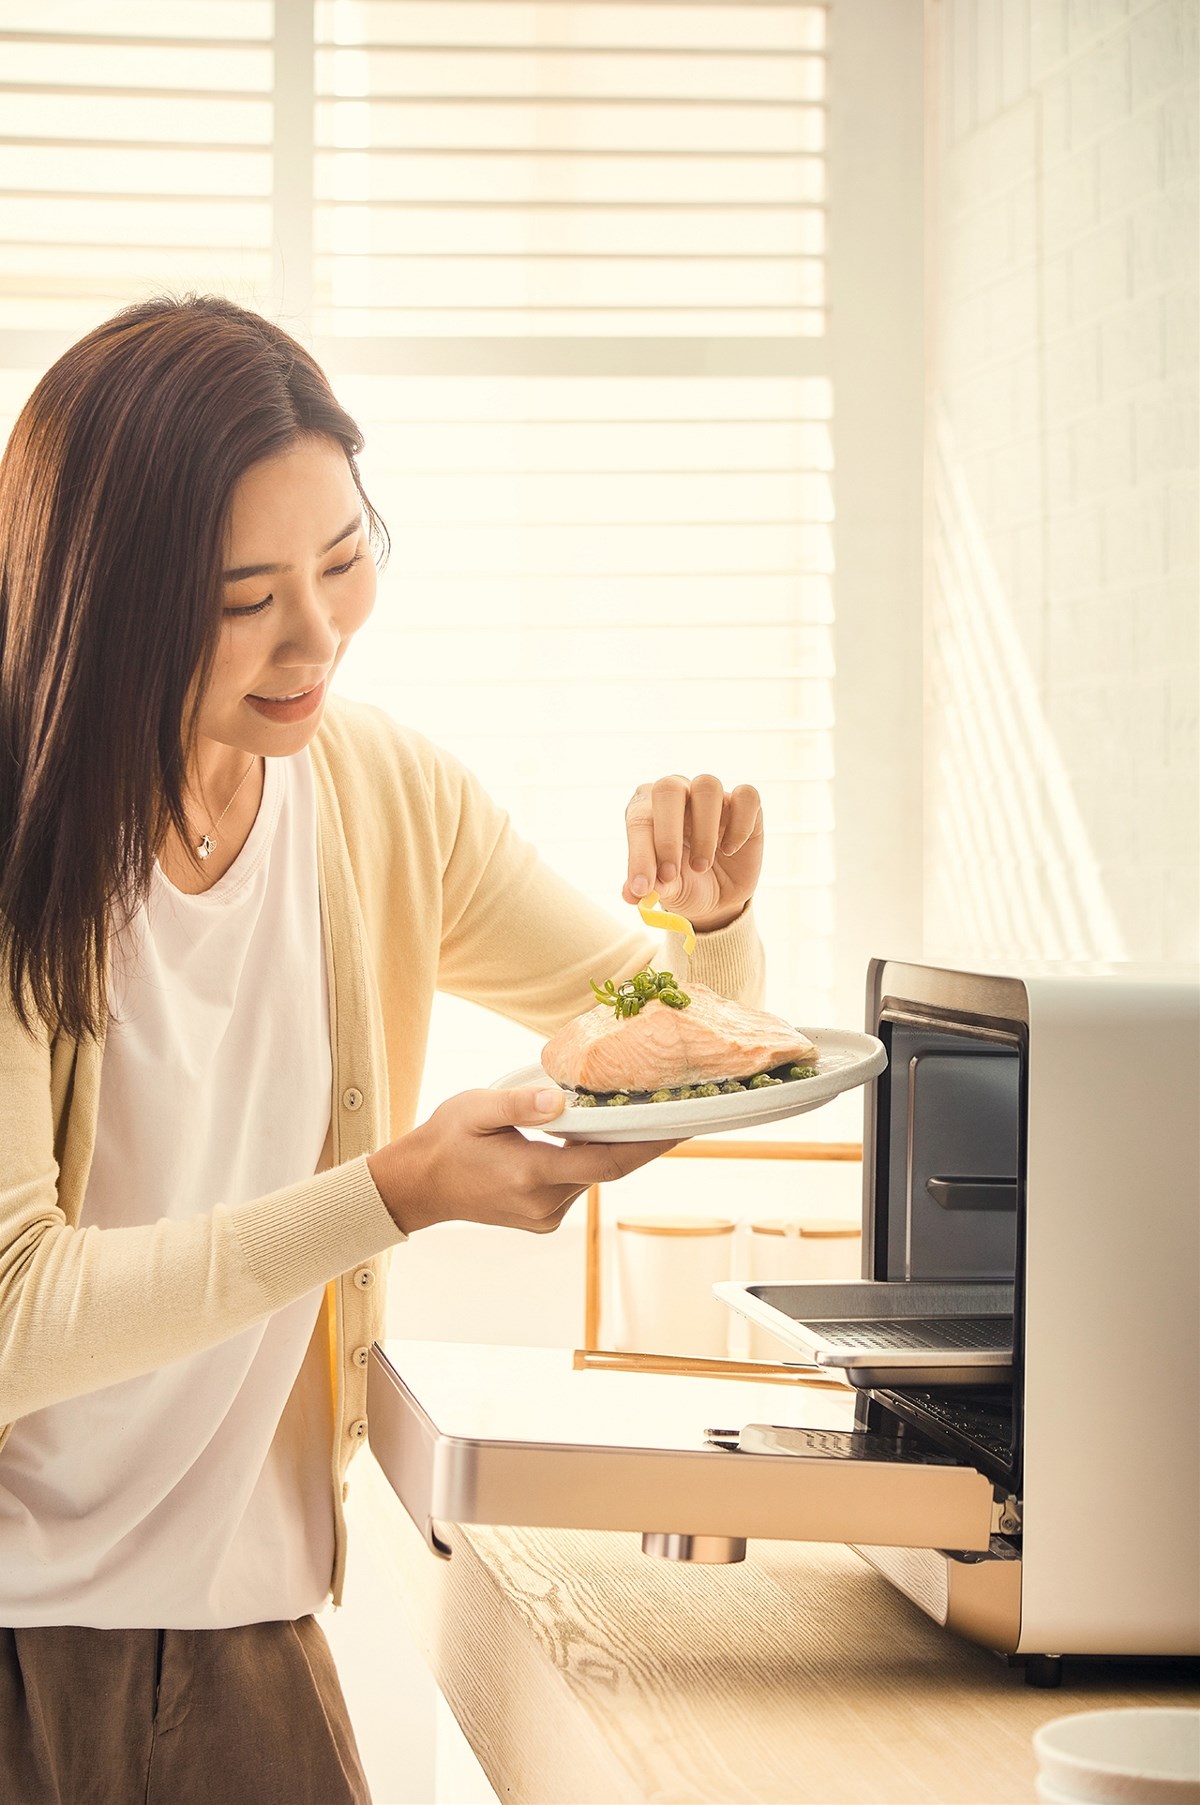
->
[622, 774, 763, 934]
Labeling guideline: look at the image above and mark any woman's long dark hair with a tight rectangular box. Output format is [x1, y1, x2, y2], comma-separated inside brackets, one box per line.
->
[0, 293, 388, 1043]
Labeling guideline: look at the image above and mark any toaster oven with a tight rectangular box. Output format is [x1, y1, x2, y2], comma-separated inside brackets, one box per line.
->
[368, 959, 1199, 1685]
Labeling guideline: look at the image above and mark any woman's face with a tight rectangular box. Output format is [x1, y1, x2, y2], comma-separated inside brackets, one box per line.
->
[194, 435, 376, 762]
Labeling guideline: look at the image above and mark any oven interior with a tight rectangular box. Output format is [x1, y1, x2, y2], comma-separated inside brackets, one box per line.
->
[739, 1006, 1028, 1494]
[865, 1007, 1027, 1491]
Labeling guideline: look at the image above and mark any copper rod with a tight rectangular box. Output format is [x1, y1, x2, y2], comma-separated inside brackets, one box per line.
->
[573, 1347, 850, 1389]
[583, 1183, 602, 1348]
[663, 1140, 862, 1162]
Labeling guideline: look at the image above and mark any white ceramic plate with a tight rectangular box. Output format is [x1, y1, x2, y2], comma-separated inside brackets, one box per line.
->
[492, 1027, 888, 1143]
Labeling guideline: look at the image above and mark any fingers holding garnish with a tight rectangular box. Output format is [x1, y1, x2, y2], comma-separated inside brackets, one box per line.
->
[623, 775, 763, 929]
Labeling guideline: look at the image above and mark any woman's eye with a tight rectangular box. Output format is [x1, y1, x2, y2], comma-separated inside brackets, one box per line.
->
[327, 551, 365, 577]
[223, 551, 364, 617]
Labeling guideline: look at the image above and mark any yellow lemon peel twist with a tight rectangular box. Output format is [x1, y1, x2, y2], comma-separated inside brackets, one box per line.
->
[637, 889, 696, 954]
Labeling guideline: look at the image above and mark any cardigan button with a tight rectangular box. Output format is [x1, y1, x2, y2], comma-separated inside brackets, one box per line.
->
[348, 1418, 368, 1441]
[352, 1345, 370, 1369]
[353, 1268, 374, 1290]
[342, 1087, 364, 1112]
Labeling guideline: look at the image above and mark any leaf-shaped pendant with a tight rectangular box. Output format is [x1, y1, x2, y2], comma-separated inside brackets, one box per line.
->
[197, 834, 215, 860]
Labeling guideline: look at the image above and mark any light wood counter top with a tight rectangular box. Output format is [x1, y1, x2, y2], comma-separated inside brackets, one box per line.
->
[358, 1454, 1200, 1805]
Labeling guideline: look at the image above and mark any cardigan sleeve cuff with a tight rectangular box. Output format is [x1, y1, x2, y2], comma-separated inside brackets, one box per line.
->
[670, 899, 766, 1009]
[231, 1153, 406, 1308]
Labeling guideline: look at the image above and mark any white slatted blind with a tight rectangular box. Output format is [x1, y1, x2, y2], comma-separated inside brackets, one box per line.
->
[0, 3, 274, 333]
[312, 0, 827, 337]
[332, 363, 835, 1107]
[0, 0, 840, 1140]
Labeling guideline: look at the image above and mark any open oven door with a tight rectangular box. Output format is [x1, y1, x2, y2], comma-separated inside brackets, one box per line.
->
[368, 1341, 1004, 1560]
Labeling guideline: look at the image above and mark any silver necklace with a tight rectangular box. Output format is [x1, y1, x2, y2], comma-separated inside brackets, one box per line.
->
[192, 755, 258, 860]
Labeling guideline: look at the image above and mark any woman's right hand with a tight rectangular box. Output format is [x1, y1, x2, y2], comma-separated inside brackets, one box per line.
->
[366, 1086, 672, 1237]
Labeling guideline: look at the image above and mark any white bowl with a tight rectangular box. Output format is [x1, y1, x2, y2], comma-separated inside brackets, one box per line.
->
[1038, 1780, 1087, 1804]
[1033, 1709, 1200, 1805]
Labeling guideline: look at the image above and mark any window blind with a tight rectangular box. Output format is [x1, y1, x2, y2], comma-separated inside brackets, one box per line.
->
[312, 0, 827, 338]
[0, 0, 839, 1138]
[0, 3, 274, 335]
[331, 364, 835, 1108]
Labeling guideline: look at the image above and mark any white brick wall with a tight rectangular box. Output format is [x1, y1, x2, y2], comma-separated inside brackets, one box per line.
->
[925, 0, 1198, 964]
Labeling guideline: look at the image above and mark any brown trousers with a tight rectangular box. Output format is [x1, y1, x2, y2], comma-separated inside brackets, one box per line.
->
[0, 1617, 372, 1805]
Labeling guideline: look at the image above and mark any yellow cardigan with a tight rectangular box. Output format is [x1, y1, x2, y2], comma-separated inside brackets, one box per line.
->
[0, 694, 765, 1605]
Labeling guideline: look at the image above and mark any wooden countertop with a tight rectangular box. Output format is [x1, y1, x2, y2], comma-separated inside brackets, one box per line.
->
[359, 1454, 1200, 1805]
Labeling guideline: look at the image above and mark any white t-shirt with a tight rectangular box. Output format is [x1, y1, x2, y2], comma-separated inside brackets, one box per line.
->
[0, 748, 336, 1628]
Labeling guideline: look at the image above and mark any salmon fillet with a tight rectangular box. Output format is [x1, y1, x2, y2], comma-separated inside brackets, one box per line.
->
[542, 980, 818, 1094]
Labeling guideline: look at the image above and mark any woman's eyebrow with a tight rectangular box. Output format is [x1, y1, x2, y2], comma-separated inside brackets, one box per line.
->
[222, 516, 362, 582]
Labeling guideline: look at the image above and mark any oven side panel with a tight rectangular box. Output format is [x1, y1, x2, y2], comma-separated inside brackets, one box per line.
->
[1020, 978, 1200, 1655]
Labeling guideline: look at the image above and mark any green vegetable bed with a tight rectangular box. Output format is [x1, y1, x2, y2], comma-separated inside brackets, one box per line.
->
[572, 1058, 817, 1108]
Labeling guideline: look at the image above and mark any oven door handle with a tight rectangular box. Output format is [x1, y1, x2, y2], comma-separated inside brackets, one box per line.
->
[925, 1175, 1018, 1211]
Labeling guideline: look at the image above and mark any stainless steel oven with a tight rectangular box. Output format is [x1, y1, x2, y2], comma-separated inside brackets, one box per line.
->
[368, 960, 1200, 1684]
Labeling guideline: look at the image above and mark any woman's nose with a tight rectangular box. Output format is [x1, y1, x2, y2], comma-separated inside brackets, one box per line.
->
[283, 583, 341, 664]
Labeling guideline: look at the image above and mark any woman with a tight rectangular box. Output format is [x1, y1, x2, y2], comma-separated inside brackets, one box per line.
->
[0, 294, 767, 1804]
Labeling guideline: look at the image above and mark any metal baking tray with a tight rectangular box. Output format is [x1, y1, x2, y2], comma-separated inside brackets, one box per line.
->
[714, 1281, 1015, 1388]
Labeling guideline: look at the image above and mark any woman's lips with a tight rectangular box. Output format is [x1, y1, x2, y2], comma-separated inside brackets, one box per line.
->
[244, 677, 327, 723]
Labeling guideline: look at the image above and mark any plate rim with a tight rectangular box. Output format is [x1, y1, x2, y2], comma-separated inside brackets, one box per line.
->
[490, 1026, 887, 1142]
